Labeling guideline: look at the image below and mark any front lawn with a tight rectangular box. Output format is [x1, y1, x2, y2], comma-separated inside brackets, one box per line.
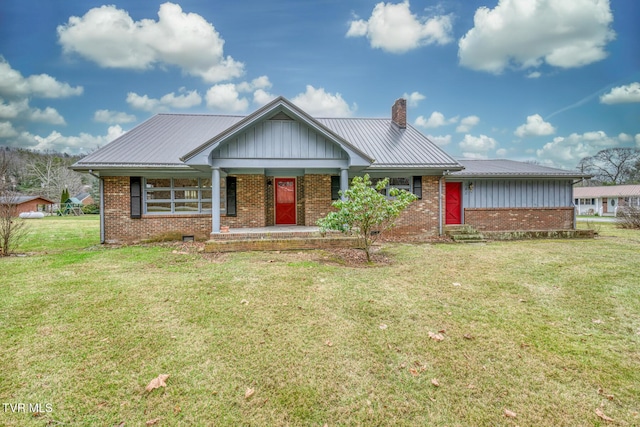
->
[1, 218, 639, 425]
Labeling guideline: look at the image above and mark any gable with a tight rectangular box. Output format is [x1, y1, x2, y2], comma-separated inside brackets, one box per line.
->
[212, 120, 348, 161]
[182, 97, 372, 168]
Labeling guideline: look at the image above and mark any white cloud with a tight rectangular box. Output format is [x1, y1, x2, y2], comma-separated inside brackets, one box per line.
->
[253, 89, 276, 106]
[459, 0, 615, 73]
[535, 130, 628, 168]
[292, 86, 356, 117]
[0, 98, 65, 124]
[618, 133, 632, 143]
[514, 114, 556, 137]
[456, 115, 480, 133]
[414, 111, 458, 129]
[636, 134, 640, 149]
[237, 76, 272, 93]
[526, 71, 542, 79]
[11, 125, 125, 154]
[0, 99, 28, 119]
[127, 89, 202, 112]
[402, 91, 425, 107]
[427, 134, 452, 146]
[205, 84, 249, 112]
[0, 121, 18, 138]
[28, 107, 66, 125]
[496, 148, 508, 157]
[94, 109, 137, 124]
[600, 82, 640, 104]
[57, 3, 244, 83]
[459, 134, 497, 157]
[346, 1, 453, 53]
[0, 57, 83, 99]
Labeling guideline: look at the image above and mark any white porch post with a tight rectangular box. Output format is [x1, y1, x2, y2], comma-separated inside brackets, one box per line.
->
[212, 167, 221, 234]
[340, 167, 349, 200]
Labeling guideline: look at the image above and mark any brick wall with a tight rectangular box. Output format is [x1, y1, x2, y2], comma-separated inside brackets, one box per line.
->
[386, 176, 442, 238]
[226, 174, 266, 228]
[103, 175, 270, 243]
[303, 174, 335, 226]
[464, 207, 575, 231]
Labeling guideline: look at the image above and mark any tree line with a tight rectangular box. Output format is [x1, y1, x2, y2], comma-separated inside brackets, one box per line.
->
[0, 146, 96, 203]
[577, 147, 640, 186]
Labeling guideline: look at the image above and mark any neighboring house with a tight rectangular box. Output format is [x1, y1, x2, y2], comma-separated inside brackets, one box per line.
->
[0, 195, 55, 215]
[72, 97, 586, 243]
[574, 185, 640, 216]
[74, 192, 95, 206]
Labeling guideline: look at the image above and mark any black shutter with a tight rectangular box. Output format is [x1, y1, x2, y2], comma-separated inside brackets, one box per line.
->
[331, 176, 341, 200]
[412, 176, 422, 200]
[226, 177, 237, 216]
[130, 177, 142, 218]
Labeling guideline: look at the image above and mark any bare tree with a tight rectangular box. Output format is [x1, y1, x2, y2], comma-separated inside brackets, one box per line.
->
[578, 148, 640, 185]
[28, 152, 83, 201]
[0, 150, 29, 256]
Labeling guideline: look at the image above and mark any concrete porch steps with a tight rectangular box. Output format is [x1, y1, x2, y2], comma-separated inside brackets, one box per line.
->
[444, 225, 487, 244]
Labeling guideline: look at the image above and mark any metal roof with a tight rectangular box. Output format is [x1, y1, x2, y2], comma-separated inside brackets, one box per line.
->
[574, 185, 640, 198]
[73, 104, 461, 171]
[451, 159, 586, 179]
[74, 114, 244, 169]
[317, 118, 460, 168]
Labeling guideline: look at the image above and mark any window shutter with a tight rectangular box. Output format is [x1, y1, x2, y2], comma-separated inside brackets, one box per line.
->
[331, 176, 341, 200]
[226, 177, 237, 216]
[130, 177, 142, 218]
[412, 176, 422, 199]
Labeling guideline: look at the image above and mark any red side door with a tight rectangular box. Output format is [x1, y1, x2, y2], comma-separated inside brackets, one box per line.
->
[275, 178, 296, 224]
[445, 182, 462, 225]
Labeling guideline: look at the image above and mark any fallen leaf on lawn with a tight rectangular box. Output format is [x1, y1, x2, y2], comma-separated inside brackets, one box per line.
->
[592, 319, 603, 324]
[245, 388, 255, 399]
[379, 323, 388, 330]
[595, 408, 614, 422]
[504, 409, 517, 418]
[409, 368, 419, 376]
[145, 374, 170, 392]
[114, 422, 125, 427]
[452, 282, 461, 287]
[173, 405, 181, 415]
[438, 328, 446, 334]
[463, 334, 474, 340]
[240, 299, 249, 305]
[146, 418, 160, 426]
[431, 378, 440, 387]
[325, 340, 333, 347]
[428, 331, 444, 342]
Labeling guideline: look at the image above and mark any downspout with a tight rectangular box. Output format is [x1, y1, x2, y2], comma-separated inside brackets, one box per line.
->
[88, 170, 105, 244]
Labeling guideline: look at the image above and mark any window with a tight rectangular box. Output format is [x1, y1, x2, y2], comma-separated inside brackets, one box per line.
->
[331, 176, 341, 200]
[144, 177, 223, 214]
[371, 177, 421, 199]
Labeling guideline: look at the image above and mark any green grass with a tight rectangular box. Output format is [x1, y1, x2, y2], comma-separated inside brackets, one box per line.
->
[1, 218, 639, 426]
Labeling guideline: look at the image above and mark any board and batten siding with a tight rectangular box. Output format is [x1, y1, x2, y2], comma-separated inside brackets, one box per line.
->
[462, 179, 574, 208]
[213, 120, 348, 160]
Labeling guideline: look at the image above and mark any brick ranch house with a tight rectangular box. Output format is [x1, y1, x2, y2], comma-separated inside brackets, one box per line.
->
[0, 195, 55, 215]
[72, 97, 585, 244]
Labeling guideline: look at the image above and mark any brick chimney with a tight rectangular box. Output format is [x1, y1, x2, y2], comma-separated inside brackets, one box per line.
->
[392, 98, 406, 129]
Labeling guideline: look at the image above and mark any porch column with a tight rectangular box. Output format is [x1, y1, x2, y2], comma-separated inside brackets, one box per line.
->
[211, 167, 221, 234]
[340, 167, 349, 200]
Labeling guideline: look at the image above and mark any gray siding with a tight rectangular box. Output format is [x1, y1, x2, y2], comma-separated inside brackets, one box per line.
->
[462, 179, 574, 208]
[213, 121, 348, 160]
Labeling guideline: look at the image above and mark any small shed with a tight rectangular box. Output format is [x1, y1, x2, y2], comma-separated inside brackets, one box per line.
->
[0, 195, 55, 215]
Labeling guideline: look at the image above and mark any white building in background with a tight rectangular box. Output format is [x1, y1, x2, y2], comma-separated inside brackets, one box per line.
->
[574, 185, 640, 216]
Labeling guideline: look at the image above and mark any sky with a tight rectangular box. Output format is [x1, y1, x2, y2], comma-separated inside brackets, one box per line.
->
[0, 0, 639, 170]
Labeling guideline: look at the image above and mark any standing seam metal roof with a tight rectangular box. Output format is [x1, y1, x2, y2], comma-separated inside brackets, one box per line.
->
[74, 113, 461, 169]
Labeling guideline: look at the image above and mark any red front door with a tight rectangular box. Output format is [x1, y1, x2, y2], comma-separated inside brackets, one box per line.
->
[445, 182, 462, 225]
[275, 178, 296, 224]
